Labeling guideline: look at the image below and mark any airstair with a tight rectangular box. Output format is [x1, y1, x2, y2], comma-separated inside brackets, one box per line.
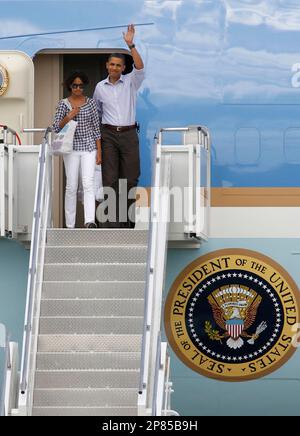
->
[32, 228, 147, 416]
[1, 125, 210, 416]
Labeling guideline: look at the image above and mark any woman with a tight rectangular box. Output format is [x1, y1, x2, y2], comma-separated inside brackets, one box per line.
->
[53, 72, 101, 229]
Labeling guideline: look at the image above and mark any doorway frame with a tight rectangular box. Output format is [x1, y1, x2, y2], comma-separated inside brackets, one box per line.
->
[33, 48, 131, 228]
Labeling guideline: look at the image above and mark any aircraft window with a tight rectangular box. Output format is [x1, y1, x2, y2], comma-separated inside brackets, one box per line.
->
[234, 127, 261, 165]
[284, 128, 300, 164]
[279, 0, 300, 8]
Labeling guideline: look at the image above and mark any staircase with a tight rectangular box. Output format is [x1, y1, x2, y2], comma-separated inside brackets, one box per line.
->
[5, 126, 206, 416]
[32, 228, 148, 416]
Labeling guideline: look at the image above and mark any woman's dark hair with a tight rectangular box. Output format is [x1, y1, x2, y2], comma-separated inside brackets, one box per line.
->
[65, 71, 89, 91]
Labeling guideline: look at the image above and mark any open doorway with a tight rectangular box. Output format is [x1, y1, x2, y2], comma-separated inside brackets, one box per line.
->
[34, 50, 133, 228]
[63, 53, 133, 98]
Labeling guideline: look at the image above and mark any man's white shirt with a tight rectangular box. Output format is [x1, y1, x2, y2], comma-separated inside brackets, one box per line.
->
[93, 67, 145, 126]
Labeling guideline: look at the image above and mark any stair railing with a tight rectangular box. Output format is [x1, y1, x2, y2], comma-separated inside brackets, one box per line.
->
[18, 127, 53, 415]
[0, 126, 18, 237]
[0, 324, 19, 416]
[138, 132, 171, 416]
[151, 332, 170, 416]
[138, 126, 210, 415]
[0, 324, 8, 416]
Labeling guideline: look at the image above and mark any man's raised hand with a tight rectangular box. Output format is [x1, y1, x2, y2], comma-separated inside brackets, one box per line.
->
[123, 24, 135, 47]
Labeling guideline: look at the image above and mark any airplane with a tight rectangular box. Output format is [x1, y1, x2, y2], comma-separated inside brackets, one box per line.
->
[0, 0, 300, 417]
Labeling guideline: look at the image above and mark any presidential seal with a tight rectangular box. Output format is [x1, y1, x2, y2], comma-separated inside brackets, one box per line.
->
[0, 65, 9, 96]
[164, 249, 300, 381]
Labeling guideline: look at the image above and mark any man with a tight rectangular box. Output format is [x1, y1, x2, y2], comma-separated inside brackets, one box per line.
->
[93, 24, 145, 228]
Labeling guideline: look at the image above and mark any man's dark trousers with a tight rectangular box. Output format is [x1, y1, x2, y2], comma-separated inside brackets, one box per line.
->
[100, 126, 140, 228]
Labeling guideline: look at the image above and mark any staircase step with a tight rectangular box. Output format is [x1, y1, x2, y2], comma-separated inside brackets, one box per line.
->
[45, 246, 148, 264]
[39, 317, 143, 335]
[47, 229, 148, 246]
[42, 281, 145, 300]
[36, 352, 141, 371]
[38, 334, 142, 352]
[33, 388, 138, 407]
[40, 299, 144, 317]
[34, 370, 140, 389]
[43, 264, 146, 281]
[32, 406, 137, 416]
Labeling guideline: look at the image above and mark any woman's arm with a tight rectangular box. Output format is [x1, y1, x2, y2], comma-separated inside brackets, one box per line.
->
[53, 100, 80, 132]
[90, 99, 102, 164]
[59, 107, 80, 129]
[96, 138, 102, 165]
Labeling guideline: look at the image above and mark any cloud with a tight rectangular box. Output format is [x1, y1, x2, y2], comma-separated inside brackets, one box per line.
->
[221, 47, 300, 101]
[137, 0, 225, 100]
[143, 0, 183, 18]
[0, 19, 41, 38]
[144, 44, 220, 101]
[224, 0, 300, 31]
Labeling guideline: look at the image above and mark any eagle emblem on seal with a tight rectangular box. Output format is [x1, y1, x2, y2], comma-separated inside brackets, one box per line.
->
[206, 285, 267, 349]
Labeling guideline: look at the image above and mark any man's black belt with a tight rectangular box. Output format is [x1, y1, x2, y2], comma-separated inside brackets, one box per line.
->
[102, 124, 137, 132]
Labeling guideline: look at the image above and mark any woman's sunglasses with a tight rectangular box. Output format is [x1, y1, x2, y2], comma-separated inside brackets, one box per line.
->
[71, 83, 84, 89]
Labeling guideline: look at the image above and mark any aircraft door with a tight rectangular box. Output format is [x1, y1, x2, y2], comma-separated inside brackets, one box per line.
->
[0, 51, 34, 144]
[0, 52, 38, 243]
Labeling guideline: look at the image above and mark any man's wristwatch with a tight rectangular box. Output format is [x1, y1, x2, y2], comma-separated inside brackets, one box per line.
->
[128, 43, 135, 49]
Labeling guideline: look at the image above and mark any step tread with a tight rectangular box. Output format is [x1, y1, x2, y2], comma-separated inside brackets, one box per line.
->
[45, 245, 148, 248]
[36, 351, 141, 370]
[39, 315, 143, 318]
[43, 264, 147, 282]
[44, 262, 147, 265]
[40, 298, 144, 317]
[41, 298, 144, 301]
[34, 387, 138, 390]
[44, 246, 148, 264]
[34, 370, 140, 389]
[40, 299, 144, 316]
[47, 229, 148, 247]
[35, 369, 140, 372]
[32, 406, 138, 416]
[38, 334, 142, 352]
[38, 317, 143, 335]
[33, 387, 139, 407]
[41, 281, 146, 299]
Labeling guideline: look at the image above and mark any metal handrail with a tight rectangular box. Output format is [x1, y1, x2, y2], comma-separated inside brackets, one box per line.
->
[0, 331, 10, 416]
[138, 138, 158, 396]
[138, 126, 210, 415]
[159, 126, 210, 150]
[0, 126, 19, 239]
[152, 332, 162, 416]
[199, 125, 211, 151]
[138, 133, 171, 415]
[0, 125, 18, 146]
[19, 127, 52, 395]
